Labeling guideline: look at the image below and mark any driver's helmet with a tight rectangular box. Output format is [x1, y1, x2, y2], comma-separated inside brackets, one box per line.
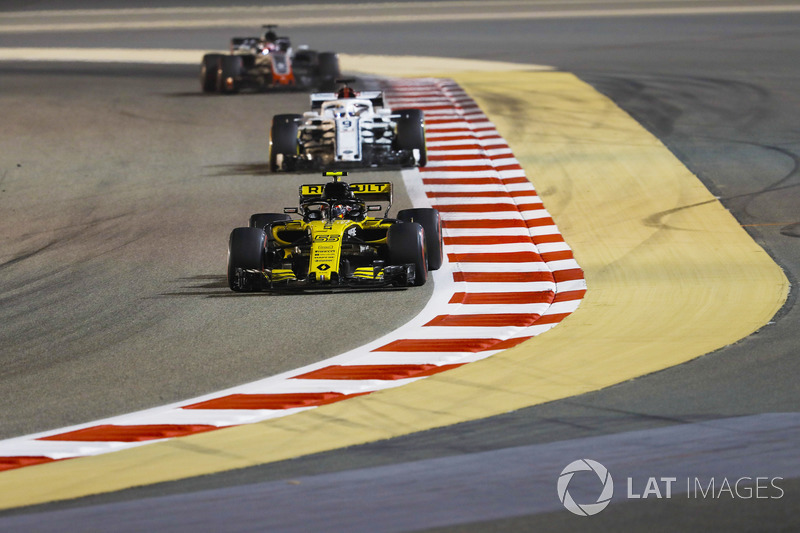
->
[323, 180, 354, 200]
[337, 86, 356, 99]
[331, 203, 352, 219]
[263, 29, 278, 42]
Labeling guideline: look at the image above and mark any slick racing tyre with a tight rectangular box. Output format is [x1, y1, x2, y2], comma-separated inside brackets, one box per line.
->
[395, 108, 427, 167]
[200, 53, 223, 93]
[216, 55, 243, 94]
[227, 227, 266, 292]
[398, 208, 443, 270]
[269, 114, 301, 172]
[388, 222, 427, 286]
[293, 49, 318, 68]
[291, 49, 318, 86]
[316, 52, 340, 91]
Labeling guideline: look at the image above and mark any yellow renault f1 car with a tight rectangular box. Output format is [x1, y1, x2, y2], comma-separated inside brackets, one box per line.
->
[227, 172, 442, 291]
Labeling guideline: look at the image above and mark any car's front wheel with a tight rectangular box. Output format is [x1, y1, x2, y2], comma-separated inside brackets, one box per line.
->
[398, 208, 443, 270]
[227, 227, 266, 292]
[388, 222, 427, 286]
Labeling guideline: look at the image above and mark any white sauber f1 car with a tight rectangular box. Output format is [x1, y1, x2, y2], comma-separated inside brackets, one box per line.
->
[269, 81, 427, 172]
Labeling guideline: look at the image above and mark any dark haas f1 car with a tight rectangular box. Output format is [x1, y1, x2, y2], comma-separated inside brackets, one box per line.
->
[269, 82, 426, 172]
[227, 172, 442, 291]
[200, 25, 340, 94]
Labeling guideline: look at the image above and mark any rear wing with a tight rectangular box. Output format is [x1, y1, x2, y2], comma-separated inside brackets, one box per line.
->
[230, 37, 260, 51]
[309, 91, 385, 111]
[350, 182, 392, 202]
[299, 182, 393, 204]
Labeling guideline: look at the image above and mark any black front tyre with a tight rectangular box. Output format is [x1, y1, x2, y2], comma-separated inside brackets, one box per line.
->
[291, 49, 318, 86]
[387, 222, 427, 286]
[395, 108, 427, 167]
[293, 49, 318, 68]
[200, 53, 222, 93]
[398, 208, 443, 270]
[227, 227, 266, 292]
[269, 114, 302, 172]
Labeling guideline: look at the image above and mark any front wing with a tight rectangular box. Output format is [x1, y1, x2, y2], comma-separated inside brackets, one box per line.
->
[229, 264, 416, 292]
[278, 148, 419, 172]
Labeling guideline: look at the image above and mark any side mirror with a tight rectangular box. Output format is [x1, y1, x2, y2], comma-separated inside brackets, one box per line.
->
[283, 207, 298, 214]
[367, 205, 382, 212]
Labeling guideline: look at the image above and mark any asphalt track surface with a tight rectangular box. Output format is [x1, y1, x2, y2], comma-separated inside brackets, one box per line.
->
[0, 61, 431, 439]
[1, 1, 800, 531]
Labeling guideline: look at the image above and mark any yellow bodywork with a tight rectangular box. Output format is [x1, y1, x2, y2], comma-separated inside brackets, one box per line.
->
[269, 217, 391, 283]
[306, 219, 349, 279]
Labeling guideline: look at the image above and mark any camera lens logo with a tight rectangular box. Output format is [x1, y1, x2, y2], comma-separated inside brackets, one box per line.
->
[557, 459, 614, 516]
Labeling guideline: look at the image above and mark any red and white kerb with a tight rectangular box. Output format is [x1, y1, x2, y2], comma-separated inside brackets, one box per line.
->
[0, 79, 585, 473]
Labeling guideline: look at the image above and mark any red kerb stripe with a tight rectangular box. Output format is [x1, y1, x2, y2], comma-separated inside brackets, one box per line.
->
[372, 338, 502, 353]
[293, 363, 464, 379]
[420, 165, 494, 172]
[444, 235, 533, 245]
[182, 392, 369, 410]
[448, 251, 542, 263]
[427, 191, 514, 198]
[516, 203, 545, 211]
[433, 203, 520, 213]
[532, 234, 565, 244]
[526, 217, 556, 227]
[443, 219, 527, 229]
[38, 424, 221, 442]
[449, 291, 554, 305]
[423, 177, 502, 186]
[502, 176, 530, 184]
[0, 456, 58, 472]
[536, 312, 573, 324]
[553, 289, 587, 302]
[424, 313, 541, 327]
[553, 269, 585, 282]
[428, 153, 484, 161]
[422, 135, 476, 142]
[428, 143, 483, 151]
[541, 250, 575, 262]
[453, 271, 554, 283]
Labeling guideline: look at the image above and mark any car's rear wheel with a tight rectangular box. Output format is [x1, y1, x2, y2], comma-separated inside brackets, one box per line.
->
[316, 52, 340, 91]
[269, 114, 301, 172]
[398, 208, 443, 270]
[395, 108, 427, 167]
[216, 55, 243, 94]
[200, 53, 222, 93]
[388, 222, 427, 286]
[227, 227, 266, 292]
